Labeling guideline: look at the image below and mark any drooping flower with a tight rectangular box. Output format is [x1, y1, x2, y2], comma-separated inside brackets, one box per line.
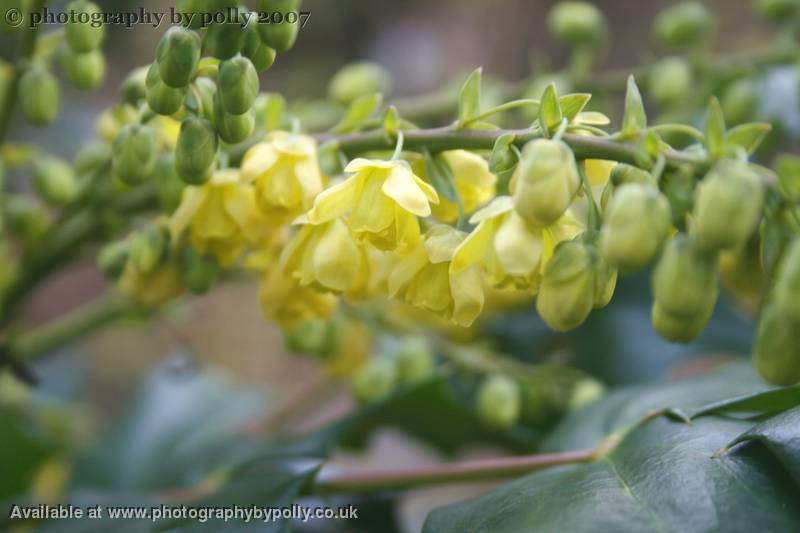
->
[412, 150, 497, 223]
[258, 264, 338, 327]
[118, 262, 184, 308]
[280, 217, 371, 299]
[306, 158, 439, 253]
[451, 196, 584, 291]
[388, 225, 483, 327]
[240, 131, 324, 226]
[170, 169, 264, 267]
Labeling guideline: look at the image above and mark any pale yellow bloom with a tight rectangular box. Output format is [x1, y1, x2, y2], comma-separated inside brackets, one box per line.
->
[306, 158, 439, 253]
[258, 265, 338, 326]
[451, 196, 584, 291]
[585, 158, 615, 187]
[118, 262, 184, 307]
[240, 131, 324, 226]
[388, 225, 483, 327]
[170, 169, 264, 267]
[280, 217, 371, 299]
[413, 150, 497, 223]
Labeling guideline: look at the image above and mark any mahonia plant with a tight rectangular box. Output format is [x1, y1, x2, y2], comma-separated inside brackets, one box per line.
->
[3, 0, 800, 429]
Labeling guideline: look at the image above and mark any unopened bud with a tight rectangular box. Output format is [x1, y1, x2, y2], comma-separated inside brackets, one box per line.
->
[694, 160, 764, 251]
[394, 337, 434, 384]
[720, 79, 759, 126]
[19, 65, 60, 126]
[175, 117, 218, 184]
[755, 0, 800, 21]
[154, 153, 184, 213]
[64, 1, 105, 52]
[536, 241, 598, 331]
[242, 24, 277, 72]
[352, 358, 397, 404]
[654, 2, 715, 48]
[610, 163, 653, 186]
[32, 156, 78, 205]
[215, 102, 255, 144]
[218, 56, 259, 115]
[773, 239, 800, 323]
[568, 379, 605, 411]
[256, 0, 301, 52]
[648, 57, 691, 107]
[155, 26, 201, 88]
[4, 196, 49, 244]
[112, 124, 157, 185]
[651, 235, 718, 340]
[181, 246, 219, 294]
[600, 183, 672, 272]
[130, 225, 168, 274]
[512, 139, 580, 227]
[328, 62, 391, 105]
[60, 48, 106, 90]
[145, 63, 187, 116]
[203, 8, 248, 60]
[547, 1, 607, 46]
[753, 304, 800, 385]
[477, 374, 521, 428]
[97, 240, 130, 280]
[284, 319, 329, 355]
[119, 66, 148, 106]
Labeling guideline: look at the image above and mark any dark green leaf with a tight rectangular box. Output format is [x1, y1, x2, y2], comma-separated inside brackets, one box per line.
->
[726, 122, 771, 155]
[333, 93, 383, 134]
[728, 406, 800, 485]
[538, 84, 563, 136]
[679, 385, 800, 420]
[458, 68, 482, 124]
[622, 76, 646, 139]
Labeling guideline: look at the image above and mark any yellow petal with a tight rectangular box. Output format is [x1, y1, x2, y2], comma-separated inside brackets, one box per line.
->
[494, 213, 544, 276]
[388, 245, 429, 297]
[382, 164, 432, 217]
[313, 219, 361, 292]
[469, 196, 514, 224]
[451, 218, 497, 274]
[224, 184, 263, 243]
[450, 265, 484, 327]
[306, 175, 359, 224]
[241, 143, 279, 183]
[169, 185, 206, 241]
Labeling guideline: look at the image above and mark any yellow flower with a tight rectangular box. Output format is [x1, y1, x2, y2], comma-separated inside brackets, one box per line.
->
[388, 225, 483, 327]
[585, 158, 615, 187]
[118, 262, 184, 307]
[413, 150, 497, 223]
[306, 158, 439, 253]
[240, 131, 324, 226]
[170, 169, 264, 267]
[258, 265, 338, 326]
[280, 217, 371, 298]
[451, 196, 584, 291]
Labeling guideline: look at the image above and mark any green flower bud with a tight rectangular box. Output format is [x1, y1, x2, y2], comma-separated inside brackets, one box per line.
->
[599, 183, 672, 272]
[394, 337, 434, 384]
[284, 318, 329, 355]
[654, 2, 715, 48]
[175, 117, 217, 184]
[60, 48, 106, 90]
[155, 26, 201, 88]
[97, 240, 130, 280]
[536, 241, 604, 331]
[720, 79, 759, 126]
[242, 24, 277, 72]
[154, 153, 185, 213]
[610, 163, 654, 186]
[663, 169, 694, 228]
[328, 62, 391, 105]
[547, 1, 607, 46]
[203, 8, 248, 59]
[74, 141, 111, 176]
[773, 239, 800, 323]
[651, 301, 713, 343]
[145, 63, 187, 116]
[181, 246, 219, 294]
[476, 375, 521, 429]
[352, 358, 397, 404]
[694, 160, 764, 251]
[755, 0, 800, 20]
[256, 0, 300, 53]
[648, 57, 692, 107]
[188, 77, 217, 123]
[568, 379, 605, 411]
[511, 139, 580, 227]
[64, 1, 105, 52]
[753, 304, 800, 386]
[120, 66, 148, 106]
[19, 65, 60, 126]
[4, 196, 49, 244]
[130, 225, 168, 274]
[218, 56, 259, 115]
[214, 98, 255, 144]
[112, 124, 157, 185]
[32, 156, 78, 205]
[652, 234, 718, 321]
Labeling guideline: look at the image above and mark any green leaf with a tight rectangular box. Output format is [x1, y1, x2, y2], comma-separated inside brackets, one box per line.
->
[622, 75, 647, 138]
[704, 96, 726, 159]
[423, 149, 459, 204]
[726, 122, 771, 155]
[538, 83, 563, 136]
[489, 133, 519, 177]
[678, 385, 800, 420]
[333, 92, 383, 133]
[559, 93, 591, 121]
[383, 105, 399, 136]
[776, 155, 800, 203]
[458, 67, 482, 124]
[261, 92, 286, 132]
[424, 364, 800, 533]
